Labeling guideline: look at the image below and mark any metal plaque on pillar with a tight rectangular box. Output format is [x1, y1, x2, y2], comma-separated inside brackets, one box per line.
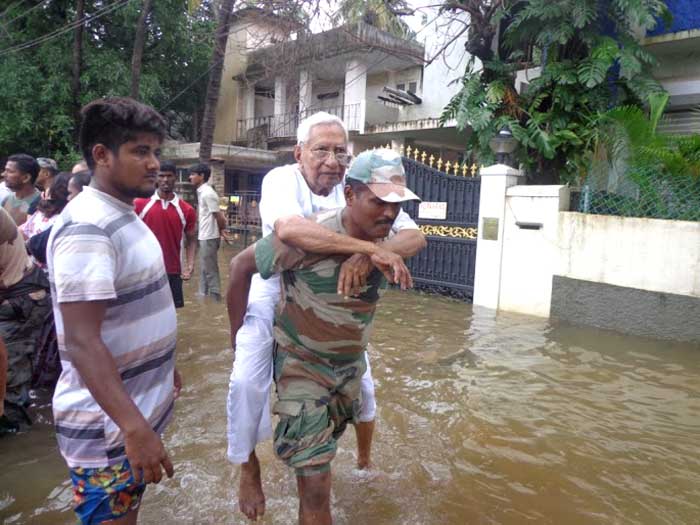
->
[482, 217, 499, 240]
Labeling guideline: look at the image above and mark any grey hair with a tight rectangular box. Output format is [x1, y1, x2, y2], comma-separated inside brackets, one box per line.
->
[296, 111, 348, 144]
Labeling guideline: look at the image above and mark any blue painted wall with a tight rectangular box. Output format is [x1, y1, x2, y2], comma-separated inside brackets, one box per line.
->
[647, 0, 700, 36]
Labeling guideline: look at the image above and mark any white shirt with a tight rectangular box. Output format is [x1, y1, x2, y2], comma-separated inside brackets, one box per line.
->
[196, 183, 220, 240]
[248, 163, 418, 317]
[0, 182, 9, 203]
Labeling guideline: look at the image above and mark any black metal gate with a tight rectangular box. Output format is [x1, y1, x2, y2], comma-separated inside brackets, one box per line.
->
[401, 156, 480, 301]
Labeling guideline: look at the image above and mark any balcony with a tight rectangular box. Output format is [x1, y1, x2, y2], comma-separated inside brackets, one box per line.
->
[236, 102, 364, 142]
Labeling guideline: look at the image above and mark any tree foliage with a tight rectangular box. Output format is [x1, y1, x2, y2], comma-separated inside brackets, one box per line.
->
[440, 0, 672, 183]
[0, 0, 216, 165]
[335, 0, 415, 38]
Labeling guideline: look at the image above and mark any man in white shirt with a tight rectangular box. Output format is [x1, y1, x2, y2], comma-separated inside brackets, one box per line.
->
[189, 164, 229, 301]
[0, 178, 9, 203]
[227, 112, 426, 521]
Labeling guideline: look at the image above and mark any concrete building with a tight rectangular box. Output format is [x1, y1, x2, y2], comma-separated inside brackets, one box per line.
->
[164, 7, 472, 233]
[644, 0, 700, 133]
[217, 8, 470, 161]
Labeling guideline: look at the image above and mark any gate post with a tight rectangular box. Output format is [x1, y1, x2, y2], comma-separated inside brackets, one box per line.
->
[473, 163, 525, 310]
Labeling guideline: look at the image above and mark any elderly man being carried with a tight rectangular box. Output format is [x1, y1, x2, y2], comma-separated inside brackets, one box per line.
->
[227, 149, 423, 524]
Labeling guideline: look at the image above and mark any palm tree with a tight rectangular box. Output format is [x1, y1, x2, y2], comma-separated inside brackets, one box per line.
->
[130, 0, 154, 99]
[336, 0, 413, 38]
[199, 0, 236, 163]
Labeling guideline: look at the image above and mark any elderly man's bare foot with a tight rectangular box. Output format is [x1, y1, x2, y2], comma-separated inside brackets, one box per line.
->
[239, 451, 265, 521]
[357, 458, 372, 470]
[355, 420, 375, 470]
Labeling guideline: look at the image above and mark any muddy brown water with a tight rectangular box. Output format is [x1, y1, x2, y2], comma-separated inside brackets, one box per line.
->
[1, 245, 699, 524]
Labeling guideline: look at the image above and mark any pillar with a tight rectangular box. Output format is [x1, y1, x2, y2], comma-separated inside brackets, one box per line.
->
[299, 69, 313, 117]
[473, 163, 526, 310]
[344, 59, 367, 133]
[245, 84, 256, 121]
[209, 158, 226, 199]
[273, 76, 287, 137]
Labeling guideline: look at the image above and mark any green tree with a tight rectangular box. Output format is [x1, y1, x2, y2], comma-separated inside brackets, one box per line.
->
[0, 0, 215, 164]
[440, 0, 671, 184]
[335, 0, 414, 37]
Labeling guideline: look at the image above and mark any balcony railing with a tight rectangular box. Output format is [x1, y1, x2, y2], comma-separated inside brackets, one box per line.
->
[236, 102, 363, 141]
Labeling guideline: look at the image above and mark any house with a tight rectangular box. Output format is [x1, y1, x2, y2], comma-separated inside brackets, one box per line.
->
[644, 0, 700, 133]
[164, 8, 471, 190]
[164, 7, 472, 236]
[220, 8, 471, 160]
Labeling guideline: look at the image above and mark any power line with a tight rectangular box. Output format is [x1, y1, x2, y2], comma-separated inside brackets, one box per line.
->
[3, 0, 50, 27]
[0, 0, 132, 57]
[0, 1, 27, 20]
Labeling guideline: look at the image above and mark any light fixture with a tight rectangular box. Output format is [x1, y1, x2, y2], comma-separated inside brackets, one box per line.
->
[488, 126, 518, 166]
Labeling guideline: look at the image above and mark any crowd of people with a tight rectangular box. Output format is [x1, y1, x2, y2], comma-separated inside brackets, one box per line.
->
[0, 155, 92, 432]
[0, 96, 426, 525]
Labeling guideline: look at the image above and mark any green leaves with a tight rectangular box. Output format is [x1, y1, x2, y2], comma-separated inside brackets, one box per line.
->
[485, 81, 506, 104]
[577, 59, 608, 88]
[0, 0, 216, 160]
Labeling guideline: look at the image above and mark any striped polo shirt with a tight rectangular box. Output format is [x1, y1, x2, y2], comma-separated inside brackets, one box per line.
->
[47, 186, 177, 468]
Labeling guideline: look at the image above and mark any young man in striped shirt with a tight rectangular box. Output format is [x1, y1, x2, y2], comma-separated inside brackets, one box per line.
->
[48, 97, 179, 525]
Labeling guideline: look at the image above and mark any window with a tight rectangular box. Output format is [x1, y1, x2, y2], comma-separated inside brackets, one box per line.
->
[408, 81, 417, 93]
[396, 83, 405, 91]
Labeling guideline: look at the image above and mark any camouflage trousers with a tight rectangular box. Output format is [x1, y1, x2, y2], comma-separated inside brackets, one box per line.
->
[0, 270, 52, 424]
[272, 345, 366, 477]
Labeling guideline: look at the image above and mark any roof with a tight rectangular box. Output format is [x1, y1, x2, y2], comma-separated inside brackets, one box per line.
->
[236, 21, 425, 84]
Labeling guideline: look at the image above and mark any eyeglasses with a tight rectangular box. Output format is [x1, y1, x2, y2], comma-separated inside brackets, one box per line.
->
[309, 148, 353, 167]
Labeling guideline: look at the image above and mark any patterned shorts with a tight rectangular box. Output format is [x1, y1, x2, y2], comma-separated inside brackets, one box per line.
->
[69, 459, 145, 525]
[273, 346, 366, 477]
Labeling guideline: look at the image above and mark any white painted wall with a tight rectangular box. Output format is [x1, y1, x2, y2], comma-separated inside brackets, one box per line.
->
[499, 186, 571, 317]
[401, 5, 473, 122]
[366, 72, 400, 126]
[481, 191, 700, 319]
[310, 80, 345, 112]
[556, 213, 700, 298]
[473, 165, 526, 310]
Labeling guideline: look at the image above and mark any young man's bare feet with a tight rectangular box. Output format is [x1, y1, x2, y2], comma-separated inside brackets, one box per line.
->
[239, 450, 265, 520]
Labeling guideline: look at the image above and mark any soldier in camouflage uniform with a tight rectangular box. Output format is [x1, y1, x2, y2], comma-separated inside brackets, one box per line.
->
[227, 149, 421, 524]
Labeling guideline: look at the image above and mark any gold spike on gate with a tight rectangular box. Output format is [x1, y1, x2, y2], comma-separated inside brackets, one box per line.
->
[421, 151, 427, 164]
[413, 148, 420, 161]
[399, 144, 405, 156]
[470, 164, 477, 176]
[428, 154, 435, 168]
[462, 163, 468, 177]
[437, 157, 443, 171]
[406, 145, 412, 157]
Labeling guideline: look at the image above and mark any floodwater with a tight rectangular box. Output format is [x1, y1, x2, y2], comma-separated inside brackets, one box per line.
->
[1, 245, 699, 524]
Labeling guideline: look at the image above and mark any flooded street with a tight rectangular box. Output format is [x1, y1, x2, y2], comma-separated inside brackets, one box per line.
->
[1, 245, 699, 524]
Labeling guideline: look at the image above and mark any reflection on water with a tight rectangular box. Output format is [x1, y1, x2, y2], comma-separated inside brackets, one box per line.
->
[1, 245, 699, 524]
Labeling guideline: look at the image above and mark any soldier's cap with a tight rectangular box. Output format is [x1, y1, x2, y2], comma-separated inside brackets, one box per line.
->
[37, 157, 58, 170]
[345, 149, 420, 203]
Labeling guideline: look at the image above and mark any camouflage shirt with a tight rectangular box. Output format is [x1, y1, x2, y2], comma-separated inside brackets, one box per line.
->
[255, 208, 387, 362]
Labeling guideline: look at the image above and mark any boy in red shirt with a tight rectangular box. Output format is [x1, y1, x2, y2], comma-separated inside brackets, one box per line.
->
[134, 162, 196, 308]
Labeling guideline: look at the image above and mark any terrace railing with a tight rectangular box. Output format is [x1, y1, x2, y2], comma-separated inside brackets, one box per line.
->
[236, 102, 363, 140]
